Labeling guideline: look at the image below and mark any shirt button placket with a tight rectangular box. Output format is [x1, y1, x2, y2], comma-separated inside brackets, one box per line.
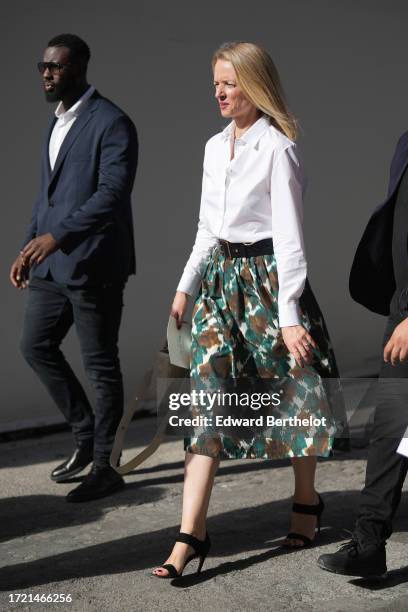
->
[219, 167, 232, 237]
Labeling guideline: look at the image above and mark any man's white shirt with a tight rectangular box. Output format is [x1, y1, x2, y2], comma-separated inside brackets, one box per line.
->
[48, 85, 96, 170]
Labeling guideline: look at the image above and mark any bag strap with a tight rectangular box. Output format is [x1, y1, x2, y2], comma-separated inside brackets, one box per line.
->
[110, 344, 189, 475]
[110, 396, 168, 475]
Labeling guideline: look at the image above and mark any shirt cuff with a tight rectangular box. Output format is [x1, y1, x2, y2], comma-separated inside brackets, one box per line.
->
[177, 272, 201, 297]
[278, 301, 302, 328]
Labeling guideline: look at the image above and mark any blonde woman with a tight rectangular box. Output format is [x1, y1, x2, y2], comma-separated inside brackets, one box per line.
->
[152, 41, 340, 578]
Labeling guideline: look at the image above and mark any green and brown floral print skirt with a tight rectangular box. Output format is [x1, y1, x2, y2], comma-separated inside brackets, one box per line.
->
[184, 246, 342, 459]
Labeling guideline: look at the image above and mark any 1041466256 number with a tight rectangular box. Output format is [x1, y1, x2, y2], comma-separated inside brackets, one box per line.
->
[8, 593, 72, 603]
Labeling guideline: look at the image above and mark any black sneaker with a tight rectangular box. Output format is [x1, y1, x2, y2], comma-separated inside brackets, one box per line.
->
[317, 538, 387, 579]
[66, 464, 124, 503]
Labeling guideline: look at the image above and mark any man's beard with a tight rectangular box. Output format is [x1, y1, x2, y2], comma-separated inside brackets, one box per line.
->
[44, 88, 62, 103]
[44, 81, 71, 103]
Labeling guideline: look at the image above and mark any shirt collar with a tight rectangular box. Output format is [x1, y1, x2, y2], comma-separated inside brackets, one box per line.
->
[221, 114, 270, 147]
[54, 85, 96, 124]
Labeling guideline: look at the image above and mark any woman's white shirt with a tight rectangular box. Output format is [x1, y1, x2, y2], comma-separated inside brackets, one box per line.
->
[177, 114, 307, 328]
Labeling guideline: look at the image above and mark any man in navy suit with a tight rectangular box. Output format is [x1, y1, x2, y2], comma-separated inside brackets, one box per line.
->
[317, 133, 408, 577]
[9, 34, 138, 502]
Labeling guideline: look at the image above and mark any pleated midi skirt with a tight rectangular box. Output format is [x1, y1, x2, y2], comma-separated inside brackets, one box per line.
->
[184, 246, 341, 459]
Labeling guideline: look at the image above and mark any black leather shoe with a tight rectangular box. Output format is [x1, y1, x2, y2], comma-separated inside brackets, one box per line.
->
[51, 443, 93, 482]
[66, 464, 125, 503]
[317, 538, 387, 579]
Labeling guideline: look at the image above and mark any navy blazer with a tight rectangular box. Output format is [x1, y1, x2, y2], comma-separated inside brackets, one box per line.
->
[24, 89, 138, 286]
[349, 131, 408, 316]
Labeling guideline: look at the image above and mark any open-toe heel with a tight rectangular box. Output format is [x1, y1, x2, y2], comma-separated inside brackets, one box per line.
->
[152, 531, 211, 578]
[283, 493, 325, 548]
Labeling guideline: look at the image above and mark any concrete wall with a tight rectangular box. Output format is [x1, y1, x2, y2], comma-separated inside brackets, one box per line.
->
[1, 0, 407, 429]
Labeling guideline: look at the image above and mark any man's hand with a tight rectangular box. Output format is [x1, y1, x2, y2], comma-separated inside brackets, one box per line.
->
[384, 318, 408, 365]
[281, 324, 317, 368]
[9, 254, 30, 289]
[20, 233, 59, 266]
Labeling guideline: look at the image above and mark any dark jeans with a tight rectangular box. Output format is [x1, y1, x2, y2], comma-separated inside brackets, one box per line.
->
[355, 288, 408, 545]
[20, 276, 125, 466]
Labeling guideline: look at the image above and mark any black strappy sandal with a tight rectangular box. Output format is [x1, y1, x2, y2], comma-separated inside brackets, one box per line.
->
[283, 493, 325, 548]
[152, 532, 211, 578]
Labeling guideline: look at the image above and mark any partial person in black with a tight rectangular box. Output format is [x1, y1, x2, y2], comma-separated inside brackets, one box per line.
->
[318, 133, 408, 578]
[9, 34, 138, 503]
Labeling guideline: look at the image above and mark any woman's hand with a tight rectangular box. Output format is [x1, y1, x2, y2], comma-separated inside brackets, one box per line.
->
[171, 291, 189, 329]
[281, 325, 317, 367]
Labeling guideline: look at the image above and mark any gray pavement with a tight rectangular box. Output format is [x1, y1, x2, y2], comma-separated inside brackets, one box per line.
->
[1, 417, 407, 612]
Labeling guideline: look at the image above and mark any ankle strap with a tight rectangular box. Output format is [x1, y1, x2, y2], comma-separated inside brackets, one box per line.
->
[176, 532, 209, 553]
[292, 494, 324, 516]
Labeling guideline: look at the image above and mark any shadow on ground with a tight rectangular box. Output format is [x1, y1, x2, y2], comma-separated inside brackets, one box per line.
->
[1, 491, 407, 591]
[0, 485, 166, 544]
[1, 448, 368, 544]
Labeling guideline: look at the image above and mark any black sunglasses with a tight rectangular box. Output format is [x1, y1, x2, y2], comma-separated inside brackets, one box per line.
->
[37, 61, 72, 75]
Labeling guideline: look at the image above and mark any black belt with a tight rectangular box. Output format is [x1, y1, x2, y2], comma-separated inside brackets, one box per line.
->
[218, 238, 274, 258]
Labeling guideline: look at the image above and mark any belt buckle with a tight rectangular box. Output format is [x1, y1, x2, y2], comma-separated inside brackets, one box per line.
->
[221, 239, 232, 258]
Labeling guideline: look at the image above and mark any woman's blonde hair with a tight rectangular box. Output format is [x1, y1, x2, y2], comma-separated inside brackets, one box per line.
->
[212, 41, 298, 141]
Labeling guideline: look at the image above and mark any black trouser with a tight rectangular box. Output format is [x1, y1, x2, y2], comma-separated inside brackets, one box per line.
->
[354, 289, 408, 545]
[20, 276, 125, 466]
